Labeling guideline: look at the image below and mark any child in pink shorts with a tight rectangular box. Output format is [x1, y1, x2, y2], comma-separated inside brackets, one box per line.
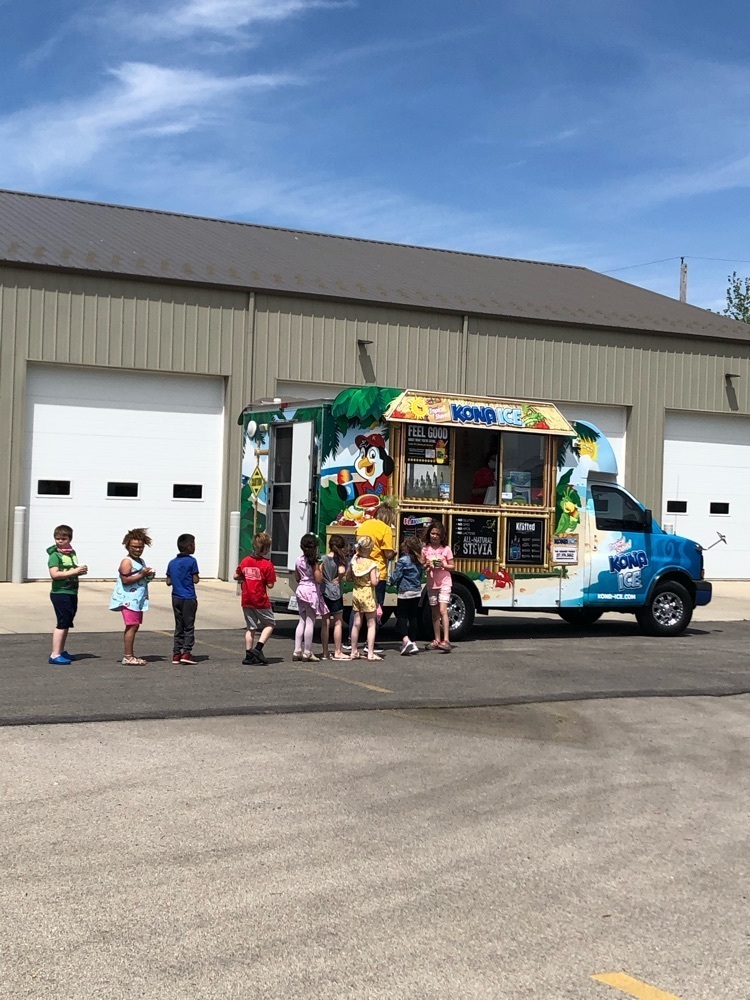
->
[421, 520, 455, 652]
[109, 528, 154, 665]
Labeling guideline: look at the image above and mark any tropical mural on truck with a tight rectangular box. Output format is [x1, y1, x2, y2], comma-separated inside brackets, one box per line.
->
[240, 387, 401, 556]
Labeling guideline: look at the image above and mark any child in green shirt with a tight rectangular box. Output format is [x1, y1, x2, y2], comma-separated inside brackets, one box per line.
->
[47, 524, 87, 665]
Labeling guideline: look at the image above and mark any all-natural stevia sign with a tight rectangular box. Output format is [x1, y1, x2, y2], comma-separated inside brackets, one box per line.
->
[451, 515, 498, 560]
[505, 517, 546, 566]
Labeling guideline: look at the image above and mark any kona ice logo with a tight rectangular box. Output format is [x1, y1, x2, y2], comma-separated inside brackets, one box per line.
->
[450, 403, 524, 427]
[609, 549, 649, 591]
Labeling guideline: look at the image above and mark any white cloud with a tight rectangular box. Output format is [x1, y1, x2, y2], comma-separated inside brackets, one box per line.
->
[122, 0, 351, 39]
[0, 62, 298, 183]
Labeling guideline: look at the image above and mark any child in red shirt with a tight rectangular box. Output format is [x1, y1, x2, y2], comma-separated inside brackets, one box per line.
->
[234, 532, 276, 665]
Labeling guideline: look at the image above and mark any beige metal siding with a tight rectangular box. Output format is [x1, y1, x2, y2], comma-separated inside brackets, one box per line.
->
[3, 264, 750, 581]
[252, 296, 464, 398]
[0, 267, 249, 580]
[466, 316, 750, 510]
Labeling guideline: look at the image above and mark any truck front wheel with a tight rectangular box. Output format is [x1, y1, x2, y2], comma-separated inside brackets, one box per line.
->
[557, 608, 603, 628]
[635, 581, 694, 636]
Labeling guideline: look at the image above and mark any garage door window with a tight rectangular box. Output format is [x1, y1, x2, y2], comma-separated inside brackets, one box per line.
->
[107, 482, 139, 498]
[666, 500, 688, 514]
[173, 484, 203, 500]
[37, 479, 71, 497]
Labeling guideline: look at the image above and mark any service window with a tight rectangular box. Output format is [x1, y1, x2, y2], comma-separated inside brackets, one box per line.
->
[500, 434, 545, 506]
[591, 485, 650, 532]
[403, 424, 451, 501]
[452, 429, 500, 505]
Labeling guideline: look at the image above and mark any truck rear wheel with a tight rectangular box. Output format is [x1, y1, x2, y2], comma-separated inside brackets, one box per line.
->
[419, 581, 476, 641]
[557, 608, 603, 628]
[635, 581, 693, 636]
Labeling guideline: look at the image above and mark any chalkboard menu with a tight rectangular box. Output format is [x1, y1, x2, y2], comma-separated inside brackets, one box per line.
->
[405, 424, 450, 464]
[451, 515, 498, 560]
[505, 517, 546, 565]
[400, 510, 444, 540]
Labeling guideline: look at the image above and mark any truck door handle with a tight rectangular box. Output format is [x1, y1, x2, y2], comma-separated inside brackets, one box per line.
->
[299, 499, 309, 507]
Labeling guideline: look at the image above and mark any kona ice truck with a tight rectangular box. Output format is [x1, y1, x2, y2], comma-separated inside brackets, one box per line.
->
[238, 386, 711, 639]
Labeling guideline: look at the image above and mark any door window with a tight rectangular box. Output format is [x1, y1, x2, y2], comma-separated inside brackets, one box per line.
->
[591, 485, 649, 532]
[270, 425, 293, 567]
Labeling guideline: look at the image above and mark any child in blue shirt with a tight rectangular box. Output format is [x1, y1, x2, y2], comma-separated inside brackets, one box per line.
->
[166, 533, 200, 665]
[390, 535, 424, 656]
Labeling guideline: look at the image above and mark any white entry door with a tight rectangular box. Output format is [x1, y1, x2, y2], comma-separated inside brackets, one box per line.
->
[269, 422, 314, 570]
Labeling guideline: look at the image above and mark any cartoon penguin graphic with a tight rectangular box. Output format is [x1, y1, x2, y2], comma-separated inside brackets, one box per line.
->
[338, 433, 394, 500]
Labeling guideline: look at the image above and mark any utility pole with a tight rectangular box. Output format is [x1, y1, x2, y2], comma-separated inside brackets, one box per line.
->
[679, 257, 687, 302]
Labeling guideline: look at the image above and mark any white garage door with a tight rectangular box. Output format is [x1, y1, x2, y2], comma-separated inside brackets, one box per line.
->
[558, 403, 627, 483]
[663, 413, 750, 580]
[24, 365, 225, 580]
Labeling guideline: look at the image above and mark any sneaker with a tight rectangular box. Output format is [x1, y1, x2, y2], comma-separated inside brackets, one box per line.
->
[408, 642, 420, 655]
[180, 653, 197, 665]
[242, 650, 258, 665]
[172, 654, 182, 664]
[424, 640, 440, 651]
[251, 647, 268, 665]
[62, 651, 73, 660]
[437, 641, 452, 653]
[48, 654, 71, 666]
[399, 641, 411, 656]
[342, 643, 352, 653]
[373, 647, 386, 656]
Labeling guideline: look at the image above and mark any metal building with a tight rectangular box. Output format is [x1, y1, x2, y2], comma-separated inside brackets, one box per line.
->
[1, 189, 749, 581]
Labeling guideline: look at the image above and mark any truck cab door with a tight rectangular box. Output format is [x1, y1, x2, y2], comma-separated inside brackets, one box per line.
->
[585, 483, 653, 607]
[269, 421, 315, 570]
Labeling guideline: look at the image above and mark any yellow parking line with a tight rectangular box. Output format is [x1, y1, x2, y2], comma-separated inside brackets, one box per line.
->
[157, 630, 394, 695]
[592, 972, 682, 1000]
[288, 662, 393, 695]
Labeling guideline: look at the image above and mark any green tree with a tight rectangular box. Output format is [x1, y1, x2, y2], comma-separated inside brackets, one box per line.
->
[723, 271, 750, 323]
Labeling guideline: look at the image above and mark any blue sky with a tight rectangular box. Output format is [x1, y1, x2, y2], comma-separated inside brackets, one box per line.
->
[3, 0, 750, 311]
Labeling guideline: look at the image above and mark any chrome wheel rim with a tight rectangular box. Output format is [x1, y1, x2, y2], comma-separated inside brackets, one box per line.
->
[652, 591, 684, 627]
[448, 594, 466, 631]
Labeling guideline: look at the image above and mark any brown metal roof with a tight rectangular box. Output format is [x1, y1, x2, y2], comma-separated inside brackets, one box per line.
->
[1, 188, 747, 341]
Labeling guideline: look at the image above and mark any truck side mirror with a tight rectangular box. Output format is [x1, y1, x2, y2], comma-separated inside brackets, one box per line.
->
[644, 508, 653, 532]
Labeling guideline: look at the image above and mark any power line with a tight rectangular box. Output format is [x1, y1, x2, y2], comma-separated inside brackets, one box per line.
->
[603, 254, 750, 275]
[603, 257, 680, 274]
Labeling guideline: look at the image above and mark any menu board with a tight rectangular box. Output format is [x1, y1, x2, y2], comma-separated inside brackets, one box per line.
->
[505, 517, 546, 565]
[405, 424, 450, 464]
[400, 510, 444, 540]
[451, 515, 498, 560]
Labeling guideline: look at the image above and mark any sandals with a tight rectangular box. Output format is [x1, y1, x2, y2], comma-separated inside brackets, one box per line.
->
[292, 650, 303, 661]
[302, 652, 320, 662]
[122, 656, 147, 666]
[366, 654, 383, 661]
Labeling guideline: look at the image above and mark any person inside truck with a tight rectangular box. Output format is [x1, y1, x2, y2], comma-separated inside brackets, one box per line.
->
[470, 451, 497, 504]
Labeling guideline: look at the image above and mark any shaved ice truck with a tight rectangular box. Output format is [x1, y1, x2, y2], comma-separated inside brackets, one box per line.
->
[238, 386, 711, 638]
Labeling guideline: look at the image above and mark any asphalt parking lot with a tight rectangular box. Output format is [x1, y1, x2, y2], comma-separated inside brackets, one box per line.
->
[2, 615, 749, 725]
[3, 602, 749, 1000]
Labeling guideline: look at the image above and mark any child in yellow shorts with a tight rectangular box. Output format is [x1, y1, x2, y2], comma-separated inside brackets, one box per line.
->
[346, 536, 381, 661]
